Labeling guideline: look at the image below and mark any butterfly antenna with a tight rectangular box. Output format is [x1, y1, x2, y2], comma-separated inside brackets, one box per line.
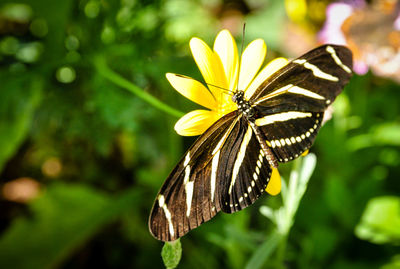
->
[241, 23, 246, 58]
[206, 83, 233, 96]
[236, 23, 246, 93]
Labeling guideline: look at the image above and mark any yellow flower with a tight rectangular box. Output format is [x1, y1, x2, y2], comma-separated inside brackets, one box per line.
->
[166, 29, 289, 136]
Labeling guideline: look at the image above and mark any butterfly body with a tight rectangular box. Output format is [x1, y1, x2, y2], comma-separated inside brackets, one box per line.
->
[149, 44, 353, 242]
[233, 90, 279, 169]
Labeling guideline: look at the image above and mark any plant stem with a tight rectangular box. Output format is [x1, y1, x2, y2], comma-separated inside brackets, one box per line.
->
[272, 155, 316, 268]
[275, 233, 288, 269]
[94, 56, 185, 118]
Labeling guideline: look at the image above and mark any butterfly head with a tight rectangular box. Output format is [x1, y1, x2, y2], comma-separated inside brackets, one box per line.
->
[231, 90, 244, 103]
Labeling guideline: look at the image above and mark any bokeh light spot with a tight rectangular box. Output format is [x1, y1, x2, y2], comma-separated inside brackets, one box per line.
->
[16, 42, 43, 63]
[56, 66, 76, 83]
[42, 157, 62, 178]
[65, 35, 80, 51]
[84, 1, 100, 18]
[2, 177, 40, 203]
[101, 26, 115, 44]
[0, 36, 19, 55]
[30, 18, 48, 37]
[1, 3, 33, 22]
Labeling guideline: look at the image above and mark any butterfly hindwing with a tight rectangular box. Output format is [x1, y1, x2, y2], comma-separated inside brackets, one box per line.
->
[255, 111, 324, 162]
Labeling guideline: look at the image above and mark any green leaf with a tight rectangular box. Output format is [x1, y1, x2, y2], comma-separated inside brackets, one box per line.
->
[0, 75, 43, 172]
[0, 183, 141, 269]
[381, 255, 400, 269]
[373, 123, 400, 146]
[297, 153, 317, 188]
[347, 122, 400, 151]
[161, 239, 182, 269]
[94, 56, 184, 118]
[245, 232, 281, 269]
[355, 196, 400, 244]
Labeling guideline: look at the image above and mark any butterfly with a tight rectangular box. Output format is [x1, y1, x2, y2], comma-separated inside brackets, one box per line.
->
[149, 44, 353, 242]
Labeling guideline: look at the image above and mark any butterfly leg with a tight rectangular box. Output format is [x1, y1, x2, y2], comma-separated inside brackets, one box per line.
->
[249, 122, 278, 168]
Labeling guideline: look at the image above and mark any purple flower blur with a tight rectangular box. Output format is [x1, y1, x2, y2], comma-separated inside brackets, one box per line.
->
[319, 0, 368, 74]
[319, 0, 400, 81]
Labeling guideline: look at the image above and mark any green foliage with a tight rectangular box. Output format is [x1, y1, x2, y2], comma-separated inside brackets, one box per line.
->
[355, 196, 400, 244]
[0, 0, 399, 268]
[381, 255, 400, 269]
[245, 0, 286, 50]
[260, 154, 317, 235]
[94, 56, 184, 118]
[0, 183, 141, 269]
[162, 240, 182, 269]
[0, 75, 42, 171]
[245, 232, 281, 269]
[248, 153, 316, 269]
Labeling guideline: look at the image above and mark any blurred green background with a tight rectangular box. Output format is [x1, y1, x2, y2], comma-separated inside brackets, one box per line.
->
[0, 0, 399, 268]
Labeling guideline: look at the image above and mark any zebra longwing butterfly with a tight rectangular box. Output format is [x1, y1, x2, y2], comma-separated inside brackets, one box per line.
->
[149, 44, 353, 242]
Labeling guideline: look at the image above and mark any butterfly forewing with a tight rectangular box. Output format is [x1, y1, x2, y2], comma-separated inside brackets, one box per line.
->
[149, 112, 237, 241]
[250, 45, 353, 110]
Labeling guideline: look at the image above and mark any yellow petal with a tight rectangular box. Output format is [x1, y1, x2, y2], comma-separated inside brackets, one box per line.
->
[213, 30, 239, 92]
[245, 57, 289, 99]
[265, 168, 281, 195]
[238, 39, 267, 92]
[166, 73, 217, 110]
[190, 38, 228, 104]
[174, 110, 219, 136]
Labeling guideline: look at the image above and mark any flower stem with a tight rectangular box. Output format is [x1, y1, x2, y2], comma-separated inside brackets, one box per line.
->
[94, 56, 185, 118]
[275, 233, 288, 269]
[259, 154, 317, 268]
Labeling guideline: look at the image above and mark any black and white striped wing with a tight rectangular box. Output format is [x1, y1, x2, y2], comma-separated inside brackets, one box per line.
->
[149, 114, 273, 241]
[255, 111, 324, 162]
[149, 44, 353, 242]
[250, 45, 352, 111]
[149, 112, 236, 241]
[216, 117, 272, 213]
[250, 44, 353, 162]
